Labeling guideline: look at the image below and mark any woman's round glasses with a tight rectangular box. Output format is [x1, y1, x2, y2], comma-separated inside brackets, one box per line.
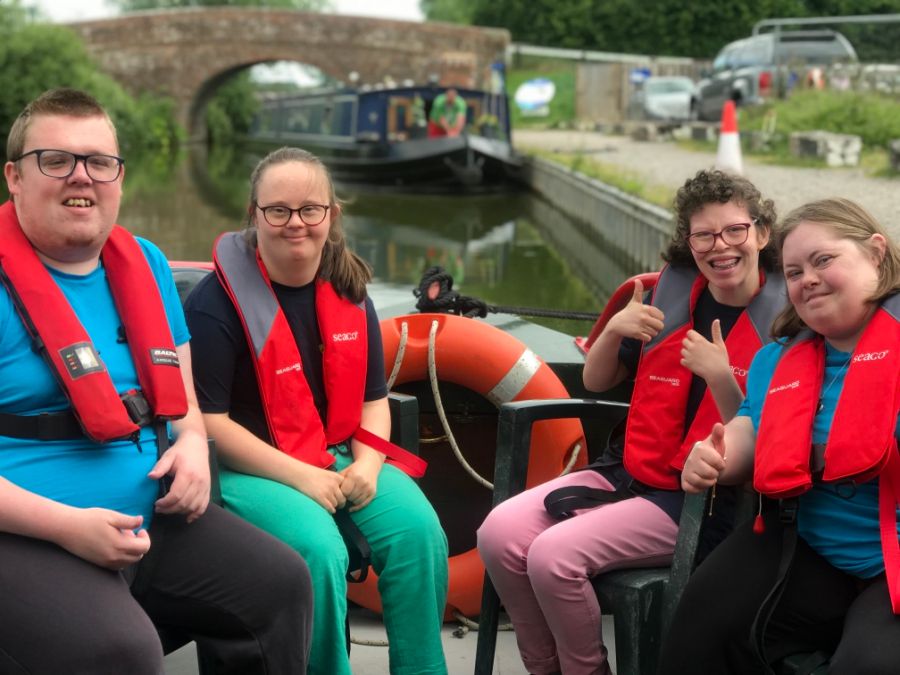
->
[686, 222, 753, 253]
[14, 149, 124, 183]
[256, 203, 330, 227]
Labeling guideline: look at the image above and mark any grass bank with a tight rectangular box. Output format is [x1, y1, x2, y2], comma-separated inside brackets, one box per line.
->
[530, 150, 674, 209]
[693, 90, 900, 176]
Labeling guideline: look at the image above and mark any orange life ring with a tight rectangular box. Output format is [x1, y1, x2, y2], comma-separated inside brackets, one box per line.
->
[346, 313, 586, 619]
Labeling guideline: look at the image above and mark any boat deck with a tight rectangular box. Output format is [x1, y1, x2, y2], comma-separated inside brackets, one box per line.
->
[163, 606, 619, 673]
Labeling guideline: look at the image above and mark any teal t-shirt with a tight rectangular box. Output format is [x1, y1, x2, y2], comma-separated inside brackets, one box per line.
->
[739, 340, 900, 578]
[0, 237, 189, 527]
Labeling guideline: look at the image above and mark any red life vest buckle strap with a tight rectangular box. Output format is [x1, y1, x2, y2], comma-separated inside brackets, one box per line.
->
[352, 426, 427, 478]
[878, 447, 900, 614]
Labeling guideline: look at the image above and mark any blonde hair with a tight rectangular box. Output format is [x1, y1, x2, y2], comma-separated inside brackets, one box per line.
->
[772, 198, 900, 339]
[244, 147, 371, 303]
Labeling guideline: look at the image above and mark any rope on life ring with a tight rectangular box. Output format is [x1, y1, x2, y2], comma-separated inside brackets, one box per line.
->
[346, 313, 587, 620]
[386, 319, 408, 390]
[422, 318, 582, 489]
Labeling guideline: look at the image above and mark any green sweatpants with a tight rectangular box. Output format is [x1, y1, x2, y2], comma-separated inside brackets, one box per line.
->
[220, 447, 449, 675]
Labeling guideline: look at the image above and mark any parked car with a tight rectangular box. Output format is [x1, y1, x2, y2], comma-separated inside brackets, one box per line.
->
[628, 76, 697, 121]
[696, 30, 857, 121]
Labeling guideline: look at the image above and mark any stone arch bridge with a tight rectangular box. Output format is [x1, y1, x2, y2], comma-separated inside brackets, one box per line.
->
[67, 7, 509, 139]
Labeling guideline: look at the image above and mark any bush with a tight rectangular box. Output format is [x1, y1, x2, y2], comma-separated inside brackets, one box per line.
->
[0, 19, 181, 158]
[206, 72, 260, 145]
[741, 90, 900, 149]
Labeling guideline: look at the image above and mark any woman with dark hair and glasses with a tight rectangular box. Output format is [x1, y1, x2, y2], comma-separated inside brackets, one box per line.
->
[184, 147, 449, 675]
[477, 169, 785, 675]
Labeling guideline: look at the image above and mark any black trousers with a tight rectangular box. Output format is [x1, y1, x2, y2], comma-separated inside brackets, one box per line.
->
[0, 505, 312, 674]
[657, 512, 900, 675]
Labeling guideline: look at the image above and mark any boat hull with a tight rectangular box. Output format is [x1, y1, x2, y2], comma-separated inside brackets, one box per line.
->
[247, 133, 521, 191]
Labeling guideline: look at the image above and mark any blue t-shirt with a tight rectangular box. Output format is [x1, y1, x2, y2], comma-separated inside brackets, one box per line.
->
[0, 238, 189, 527]
[739, 340, 900, 578]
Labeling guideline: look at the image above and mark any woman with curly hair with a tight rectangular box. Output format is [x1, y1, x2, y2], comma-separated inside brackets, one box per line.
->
[477, 169, 786, 675]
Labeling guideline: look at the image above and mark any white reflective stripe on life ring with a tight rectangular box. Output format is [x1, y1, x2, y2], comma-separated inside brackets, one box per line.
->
[486, 348, 542, 406]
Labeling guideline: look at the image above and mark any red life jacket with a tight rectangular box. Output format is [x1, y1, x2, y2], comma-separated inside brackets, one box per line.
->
[624, 265, 785, 489]
[214, 232, 426, 476]
[754, 296, 900, 612]
[0, 200, 188, 442]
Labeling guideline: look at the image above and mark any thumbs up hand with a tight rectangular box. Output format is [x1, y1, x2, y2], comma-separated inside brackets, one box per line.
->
[681, 319, 731, 382]
[606, 278, 665, 342]
[681, 423, 728, 493]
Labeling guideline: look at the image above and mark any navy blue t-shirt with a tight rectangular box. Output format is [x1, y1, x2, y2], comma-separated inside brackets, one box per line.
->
[184, 272, 387, 445]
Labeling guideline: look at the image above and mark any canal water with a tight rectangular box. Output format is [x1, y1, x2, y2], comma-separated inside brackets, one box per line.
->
[112, 146, 645, 337]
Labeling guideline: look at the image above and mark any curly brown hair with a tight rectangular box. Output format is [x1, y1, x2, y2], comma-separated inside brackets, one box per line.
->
[662, 169, 778, 271]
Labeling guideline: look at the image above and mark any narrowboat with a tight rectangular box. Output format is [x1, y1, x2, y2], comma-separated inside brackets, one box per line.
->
[247, 85, 521, 190]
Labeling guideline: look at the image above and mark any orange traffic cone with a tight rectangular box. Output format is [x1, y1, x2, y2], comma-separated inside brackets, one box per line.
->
[715, 100, 743, 175]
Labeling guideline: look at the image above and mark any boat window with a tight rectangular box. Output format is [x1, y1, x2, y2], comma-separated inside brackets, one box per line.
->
[306, 105, 324, 134]
[328, 101, 354, 136]
[286, 106, 310, 133]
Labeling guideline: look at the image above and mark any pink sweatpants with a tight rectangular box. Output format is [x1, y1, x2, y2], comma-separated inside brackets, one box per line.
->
[476, 470, 679, 675]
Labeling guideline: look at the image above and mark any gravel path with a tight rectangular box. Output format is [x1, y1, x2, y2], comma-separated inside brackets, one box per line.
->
[513, 129, 900, 239]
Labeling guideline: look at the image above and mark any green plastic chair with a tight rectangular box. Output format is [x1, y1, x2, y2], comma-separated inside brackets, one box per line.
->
[472, 398, 713, 675]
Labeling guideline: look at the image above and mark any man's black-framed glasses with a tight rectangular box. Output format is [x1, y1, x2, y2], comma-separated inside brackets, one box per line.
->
[14, 149, 124, 183]
[686, 222, 754, 253]
[256, 203, 330, 227]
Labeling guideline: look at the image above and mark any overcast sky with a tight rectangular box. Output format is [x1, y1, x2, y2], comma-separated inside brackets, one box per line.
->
[21, 0, 424, 22]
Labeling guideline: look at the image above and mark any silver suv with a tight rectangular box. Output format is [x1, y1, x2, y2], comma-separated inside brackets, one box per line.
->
[696, 30, 857, 121]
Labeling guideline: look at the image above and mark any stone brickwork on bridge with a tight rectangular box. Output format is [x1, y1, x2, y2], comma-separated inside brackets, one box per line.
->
[66, 7, 509, 139]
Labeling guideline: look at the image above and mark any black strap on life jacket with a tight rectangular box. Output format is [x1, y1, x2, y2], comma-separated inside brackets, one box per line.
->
[0, 390, 155, 442]
[544, 481, 645, 520]
[334, 508, 371, 583]
[750, 498, 800, 675]
[128, 420, 172, 596]
[0, 409, 83, 440]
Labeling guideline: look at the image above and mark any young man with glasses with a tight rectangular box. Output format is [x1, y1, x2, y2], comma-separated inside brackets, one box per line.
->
[0, 88, 312, 674]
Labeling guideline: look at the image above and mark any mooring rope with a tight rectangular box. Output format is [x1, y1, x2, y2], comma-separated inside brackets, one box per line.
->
[414, 265, 599, 322]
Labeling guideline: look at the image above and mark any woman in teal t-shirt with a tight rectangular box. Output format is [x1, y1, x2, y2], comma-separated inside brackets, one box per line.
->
[660, 198, 900, 675]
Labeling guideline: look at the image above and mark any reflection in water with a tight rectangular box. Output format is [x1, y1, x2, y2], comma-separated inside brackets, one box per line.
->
[116, 147, 642, 335]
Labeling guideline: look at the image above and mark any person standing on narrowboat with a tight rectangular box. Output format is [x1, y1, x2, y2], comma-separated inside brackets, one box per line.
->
[477, 170, 786, 675]
[428, 88, 467, 137]
[0, 88, 313, 674]
[184, 146, 449, 675]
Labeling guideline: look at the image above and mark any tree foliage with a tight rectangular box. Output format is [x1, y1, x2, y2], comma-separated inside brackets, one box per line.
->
[205, 72, 259, 144]
[108, 0, 333, 11]
[421, 0, 900, 60]
[418, 0, 478, 24]
[0, 5, 181, 159]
